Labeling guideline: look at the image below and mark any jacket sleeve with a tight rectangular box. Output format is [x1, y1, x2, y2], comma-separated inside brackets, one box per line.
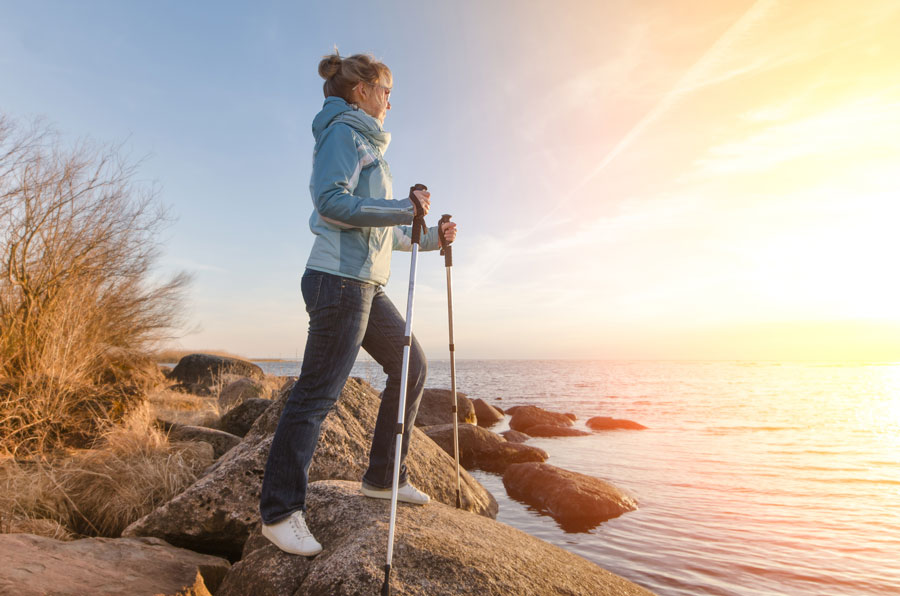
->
[311, 124, 415, 227]
[392, 224, 441, 252]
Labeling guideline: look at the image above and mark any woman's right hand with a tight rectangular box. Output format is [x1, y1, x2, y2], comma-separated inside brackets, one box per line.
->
[412, 189, 431, 216]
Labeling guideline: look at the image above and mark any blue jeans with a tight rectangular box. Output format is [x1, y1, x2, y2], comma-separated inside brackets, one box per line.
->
[259, 269, 427, 524]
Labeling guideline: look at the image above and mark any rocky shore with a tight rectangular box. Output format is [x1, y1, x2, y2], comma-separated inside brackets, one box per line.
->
[1, 353, 653, 595]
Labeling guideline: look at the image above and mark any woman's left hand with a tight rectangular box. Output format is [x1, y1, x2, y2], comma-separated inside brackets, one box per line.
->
[440, 221, 457, 244]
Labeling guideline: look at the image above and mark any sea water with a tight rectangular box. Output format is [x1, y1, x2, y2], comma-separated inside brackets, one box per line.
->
[255, 359, 900, 596]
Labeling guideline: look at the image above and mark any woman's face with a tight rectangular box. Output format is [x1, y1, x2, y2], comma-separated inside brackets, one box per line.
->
[354, 76, 392, 124]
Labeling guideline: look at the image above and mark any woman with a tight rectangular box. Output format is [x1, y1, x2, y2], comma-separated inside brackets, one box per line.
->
[258, 52, 457, 556]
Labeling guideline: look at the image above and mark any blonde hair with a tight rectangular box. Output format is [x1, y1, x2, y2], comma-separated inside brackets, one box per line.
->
[318, 51, 392, 102]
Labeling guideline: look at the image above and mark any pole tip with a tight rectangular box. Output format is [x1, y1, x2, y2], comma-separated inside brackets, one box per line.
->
[382, 564, 392, 596]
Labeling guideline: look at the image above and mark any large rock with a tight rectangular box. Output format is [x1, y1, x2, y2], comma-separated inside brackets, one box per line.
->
[0, 534, 230, 596]
[508, 405, 574, 433]
[414, 388, 476, 427]
[218, 376, 266, 411]
[170, 353, 264, 386]
[472, 398, 504, 427]
[217, 480, 654, 596]
[523, 424, 591, 438]
[168, 424, 242, 458]
[503, 463, 637, 531]
[587, 416, 648, 430]
[423, 423, 548, 473]
[124, 378, 497, 559]
[218, 397, 272, 437]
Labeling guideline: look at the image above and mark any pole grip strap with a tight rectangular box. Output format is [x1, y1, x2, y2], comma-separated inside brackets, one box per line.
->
[408, 184, 428, 244]
[438, 213, 453, 267]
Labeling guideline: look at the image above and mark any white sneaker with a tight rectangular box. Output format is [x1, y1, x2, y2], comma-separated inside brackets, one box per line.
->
[261, 510, 323, 556]
[361, 481, 431, 505]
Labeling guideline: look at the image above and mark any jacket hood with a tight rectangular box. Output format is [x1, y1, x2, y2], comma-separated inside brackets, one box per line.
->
[312, 96, 391, 154]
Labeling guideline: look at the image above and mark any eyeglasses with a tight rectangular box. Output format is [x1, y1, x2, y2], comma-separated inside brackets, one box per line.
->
[366, 81, 392, 98]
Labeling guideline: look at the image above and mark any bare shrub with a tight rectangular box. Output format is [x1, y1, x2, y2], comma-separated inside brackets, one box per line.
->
[0, 115, 190, 455]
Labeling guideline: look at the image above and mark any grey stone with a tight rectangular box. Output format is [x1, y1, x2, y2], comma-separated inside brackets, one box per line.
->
[218, 398, 272, 438]
[501, 429, 531, 443]
[218, 377, 266, 411]
[414, 388, 476, 427]
[587, 416, 648, 430]
[0, 534, 229, 596]
[423, 423, 548, 473]
[503, 463, 638, 531]
[472, 398, 504, 427]
[508, 405, 574, 433]
[170, 353, 264, 386]
[217, 480, 654, 596]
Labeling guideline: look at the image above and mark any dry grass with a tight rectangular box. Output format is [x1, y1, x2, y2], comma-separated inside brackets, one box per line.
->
[0, 403, 214, 539]
[148, 387, 221, 428]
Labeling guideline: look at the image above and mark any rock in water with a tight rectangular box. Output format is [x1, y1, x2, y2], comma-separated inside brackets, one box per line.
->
[415, 388, 476, 426]
[217, 397, 272, 437]
[501, 429, 531, 443]
[217, 480, 655, 596]
[124, 378, 497, 559]
[0, 534, 230, 596]
[423, 423, 548, 473]
[170, 353, 264, 386]
[508, 405, 575, 434]
[587, 416, 648, 430]
[503, 462, 637, 532]
[472, 398, 504, 427]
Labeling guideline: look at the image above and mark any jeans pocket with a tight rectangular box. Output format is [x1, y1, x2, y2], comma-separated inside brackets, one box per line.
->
[301, 271, 342, 313]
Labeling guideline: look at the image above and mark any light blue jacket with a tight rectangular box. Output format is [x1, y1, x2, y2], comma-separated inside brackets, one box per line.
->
[305, 96, 440, 285]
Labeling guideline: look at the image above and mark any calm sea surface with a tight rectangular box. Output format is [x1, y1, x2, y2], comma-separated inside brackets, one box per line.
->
[253, 359, 900, 596]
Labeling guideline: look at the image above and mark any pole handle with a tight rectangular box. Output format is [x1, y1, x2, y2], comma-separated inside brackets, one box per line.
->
[408, 184, 428, 244]
[438, 213, 453, 267]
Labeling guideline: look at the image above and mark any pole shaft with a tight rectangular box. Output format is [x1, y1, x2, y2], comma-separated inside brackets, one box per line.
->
[446, 266, 461, 506]
[385, 243, 419, 569]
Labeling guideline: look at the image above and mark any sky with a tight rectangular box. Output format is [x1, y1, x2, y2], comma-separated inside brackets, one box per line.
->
[2, 0, 899, 360]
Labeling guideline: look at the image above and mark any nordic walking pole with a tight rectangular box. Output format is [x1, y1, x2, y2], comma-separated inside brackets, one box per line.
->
[438, 214, 462, 509]
[382, 183, 428, 596]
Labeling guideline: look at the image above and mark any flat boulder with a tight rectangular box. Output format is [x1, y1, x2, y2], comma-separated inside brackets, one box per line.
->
[168, 424, 241, 459]
[0, 534, 229, 596]
[218, 397, 272, 437]
[508, 405, 574, 434]
[587, 416, 647, 430]
[124, 378, 497, 559]
[472, 398, 504, 427]
[218, 377, 266, 411]
[524, 424, 591, 438]
[217, 480, 654, 596]
[423, 423, 548, 473]
[170, 353, 264, 386]
[503, 463, 637, 532]
[415, 388, 476, 426]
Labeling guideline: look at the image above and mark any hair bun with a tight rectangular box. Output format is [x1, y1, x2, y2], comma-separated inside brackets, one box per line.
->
[318, 54, 342, 80]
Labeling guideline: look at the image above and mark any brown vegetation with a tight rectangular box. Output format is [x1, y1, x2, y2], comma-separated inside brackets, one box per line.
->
[0, 403, 214, 539]
[0, 115, 189, 455]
